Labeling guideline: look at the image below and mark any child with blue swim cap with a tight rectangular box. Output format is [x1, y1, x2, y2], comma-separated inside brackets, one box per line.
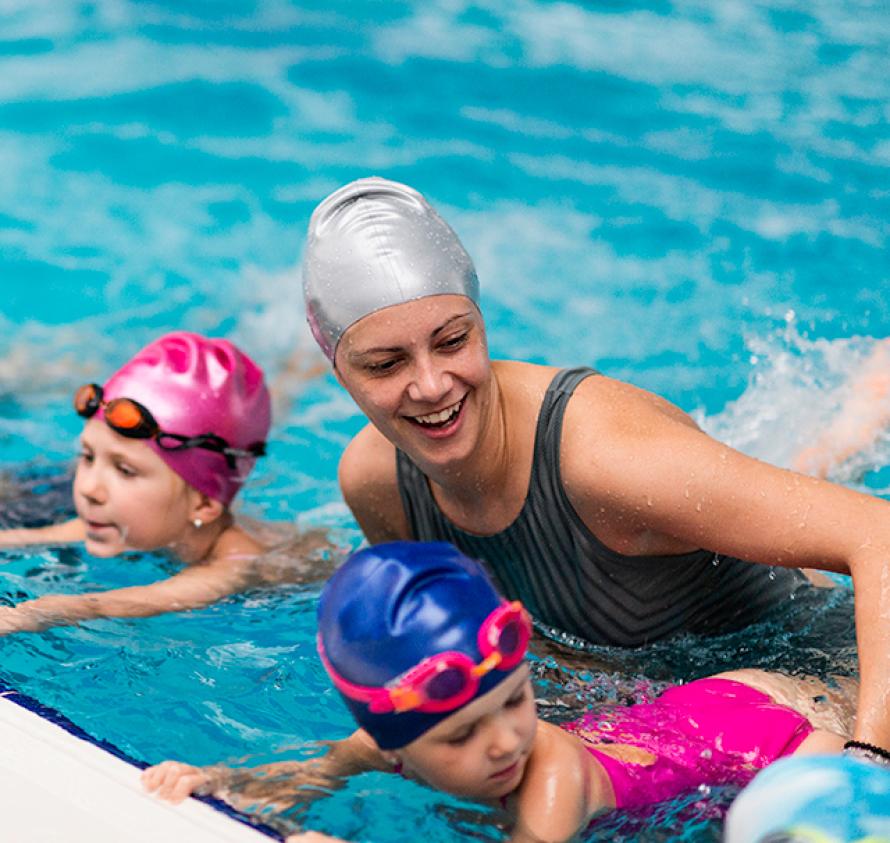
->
[144, 541, 856, 842]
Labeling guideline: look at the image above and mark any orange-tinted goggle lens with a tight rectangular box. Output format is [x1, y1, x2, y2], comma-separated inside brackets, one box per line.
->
[74, 383, 102, 418]
[104, 398, 157, 438]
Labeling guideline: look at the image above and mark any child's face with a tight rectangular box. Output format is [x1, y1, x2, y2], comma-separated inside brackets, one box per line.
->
[395, 665, 538, 801]
[73, 418, 197, 557]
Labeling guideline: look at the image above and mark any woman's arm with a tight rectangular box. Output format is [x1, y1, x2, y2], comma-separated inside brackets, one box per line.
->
[143, 729, 388, 810]
[0, 517, 85, 550]
[562, 376, 890, 747]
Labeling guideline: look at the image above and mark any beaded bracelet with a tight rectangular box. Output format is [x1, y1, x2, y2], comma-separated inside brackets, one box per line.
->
[843, 740, 890, 767]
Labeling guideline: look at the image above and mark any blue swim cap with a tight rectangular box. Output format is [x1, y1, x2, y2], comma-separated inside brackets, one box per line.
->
[317, 542, 526, 750]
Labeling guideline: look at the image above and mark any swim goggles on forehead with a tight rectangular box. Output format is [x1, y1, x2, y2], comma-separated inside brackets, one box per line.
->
[319, 600, 531, 715]
[74, 383, 266, 471]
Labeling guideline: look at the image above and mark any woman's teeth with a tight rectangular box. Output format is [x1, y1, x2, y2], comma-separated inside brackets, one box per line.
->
[414, 399, 462, 426]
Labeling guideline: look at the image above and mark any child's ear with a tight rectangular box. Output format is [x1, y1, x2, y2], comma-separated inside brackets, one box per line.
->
[190, 493, 226, 527]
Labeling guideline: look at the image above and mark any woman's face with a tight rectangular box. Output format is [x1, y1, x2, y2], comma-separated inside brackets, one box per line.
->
[393, 666, 538, 801]
[73, 418, 197, 557]
[334, 294, 493, 472]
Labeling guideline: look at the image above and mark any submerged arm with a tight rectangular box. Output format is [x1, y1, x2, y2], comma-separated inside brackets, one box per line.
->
[0, 556, 257, 633]
[143, 729, 388, 811]
[0, 517, 85, 551]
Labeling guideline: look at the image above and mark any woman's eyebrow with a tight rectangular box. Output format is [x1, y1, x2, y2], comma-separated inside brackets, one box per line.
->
[431, 313, 473, 337]
[349, 313, 474, 359]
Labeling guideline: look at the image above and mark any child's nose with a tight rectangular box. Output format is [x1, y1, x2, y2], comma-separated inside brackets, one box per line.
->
[487, 717, 522, 758]
[76, 466, 107, 505]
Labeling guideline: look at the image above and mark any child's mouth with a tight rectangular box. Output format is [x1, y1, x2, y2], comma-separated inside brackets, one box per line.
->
[85, 520, 116, 536]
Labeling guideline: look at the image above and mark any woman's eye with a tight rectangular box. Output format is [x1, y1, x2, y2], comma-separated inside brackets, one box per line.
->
[367, 358, 401, 375]
[78, 451, 94, 464]
[439, 331, 469, 350]
[116, 463, 137, 477]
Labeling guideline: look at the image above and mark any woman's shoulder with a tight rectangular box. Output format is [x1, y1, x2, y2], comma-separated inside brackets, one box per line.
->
[339, 423, 397, 484]
[338, 424, 408, 541]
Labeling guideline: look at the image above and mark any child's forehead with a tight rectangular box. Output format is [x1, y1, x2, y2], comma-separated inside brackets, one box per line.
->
[80, 417, 165, 465]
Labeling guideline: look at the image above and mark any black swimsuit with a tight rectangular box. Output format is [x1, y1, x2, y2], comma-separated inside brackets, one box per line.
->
[396, 367, 805, 647]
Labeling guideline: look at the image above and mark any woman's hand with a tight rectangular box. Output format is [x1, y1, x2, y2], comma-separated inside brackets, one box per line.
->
[141, 761, 213, 804]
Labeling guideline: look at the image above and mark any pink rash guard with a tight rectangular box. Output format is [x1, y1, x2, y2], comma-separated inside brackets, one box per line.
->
[561, 678, 813, 809]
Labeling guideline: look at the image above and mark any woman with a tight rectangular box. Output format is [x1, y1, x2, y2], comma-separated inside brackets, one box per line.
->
[301, 176, 890, 755]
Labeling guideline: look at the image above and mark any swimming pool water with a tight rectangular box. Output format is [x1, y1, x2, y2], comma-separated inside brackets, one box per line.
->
[1, 0, 887, 839]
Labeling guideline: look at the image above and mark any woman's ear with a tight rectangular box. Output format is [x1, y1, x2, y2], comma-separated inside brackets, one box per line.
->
[332, 364, 345, 388]
[189, 492, 226, 528]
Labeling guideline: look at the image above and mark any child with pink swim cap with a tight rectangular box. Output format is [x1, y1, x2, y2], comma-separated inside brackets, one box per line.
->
[143, 543, 857, 842]
[0, 331, 293, 634]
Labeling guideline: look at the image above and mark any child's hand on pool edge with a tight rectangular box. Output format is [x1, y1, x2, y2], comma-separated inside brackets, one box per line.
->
[141, 760, 212, 804]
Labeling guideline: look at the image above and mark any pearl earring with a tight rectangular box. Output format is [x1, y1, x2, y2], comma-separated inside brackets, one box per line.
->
[193, 518, 203, 529]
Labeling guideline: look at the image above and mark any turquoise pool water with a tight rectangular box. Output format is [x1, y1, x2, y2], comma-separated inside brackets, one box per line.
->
[0, 1, 887, 839]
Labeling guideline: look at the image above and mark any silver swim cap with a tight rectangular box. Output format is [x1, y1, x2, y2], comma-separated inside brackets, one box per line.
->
[302, 177, 480, 361]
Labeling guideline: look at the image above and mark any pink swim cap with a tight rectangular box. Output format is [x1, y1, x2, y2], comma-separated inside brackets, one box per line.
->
[100, 332, 271, 505]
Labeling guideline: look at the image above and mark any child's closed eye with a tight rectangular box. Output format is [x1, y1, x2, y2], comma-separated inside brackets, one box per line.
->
[504, 688, 527, 709]
[114, 461, 138, 477]
[445, 724, 476, 746]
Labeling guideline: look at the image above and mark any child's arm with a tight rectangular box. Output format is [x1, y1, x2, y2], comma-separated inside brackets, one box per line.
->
[0, 517, 86, 550]
[142, 729, 388, 811]
[0, 553, 259, 633]
[508, 721, 611, 843]
[285, 724, 607, 843]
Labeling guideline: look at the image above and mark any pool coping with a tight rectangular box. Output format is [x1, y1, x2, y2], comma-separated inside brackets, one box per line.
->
[0, 679, 284, 841]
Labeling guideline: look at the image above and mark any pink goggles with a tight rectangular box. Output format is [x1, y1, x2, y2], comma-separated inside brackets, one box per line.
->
[318, 601, 532, 715]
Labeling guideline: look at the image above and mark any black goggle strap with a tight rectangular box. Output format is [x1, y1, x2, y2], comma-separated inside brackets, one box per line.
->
[156, 432, 267, 469]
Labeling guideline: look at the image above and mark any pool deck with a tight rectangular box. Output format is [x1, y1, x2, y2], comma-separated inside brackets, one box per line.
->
[0, 692, 275, 842]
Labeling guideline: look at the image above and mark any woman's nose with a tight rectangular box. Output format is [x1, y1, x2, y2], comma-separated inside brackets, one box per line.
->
[406, 356, 453, 404]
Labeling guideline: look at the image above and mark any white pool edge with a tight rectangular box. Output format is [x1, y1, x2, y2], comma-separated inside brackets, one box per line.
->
[0, 689, 278, 842]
